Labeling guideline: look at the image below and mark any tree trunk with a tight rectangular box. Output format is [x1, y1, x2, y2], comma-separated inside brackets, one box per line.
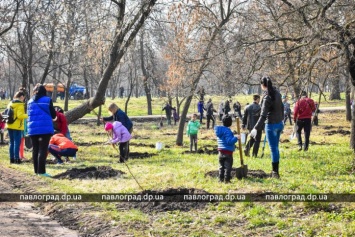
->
[64, 0, 157, 124]
[140, 33, 152, 115]
[346, 83, 351, 121]
[176, 94, 193, 146]
[329, 76, 341, 100]
[351, 106, 355, 151]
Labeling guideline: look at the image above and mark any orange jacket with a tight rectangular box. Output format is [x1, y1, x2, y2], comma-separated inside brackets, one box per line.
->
[49, 133, 78, 150]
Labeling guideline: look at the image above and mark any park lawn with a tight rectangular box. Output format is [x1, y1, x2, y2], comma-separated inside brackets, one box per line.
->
[0, 91, 346, 118]
[0, 103, 354, 236]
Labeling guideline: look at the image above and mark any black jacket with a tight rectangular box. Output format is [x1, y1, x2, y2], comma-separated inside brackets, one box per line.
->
[242, 102, 261, 131]
[254, 88, 284, 130]
[205, 101, 214, 116]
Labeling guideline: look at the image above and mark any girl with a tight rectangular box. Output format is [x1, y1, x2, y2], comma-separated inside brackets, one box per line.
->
[6, 91, 28, 164]
[105, 121, 132, 163]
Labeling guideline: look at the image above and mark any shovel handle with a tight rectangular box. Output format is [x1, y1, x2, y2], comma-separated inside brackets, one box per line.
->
[236, 117, 244, 166]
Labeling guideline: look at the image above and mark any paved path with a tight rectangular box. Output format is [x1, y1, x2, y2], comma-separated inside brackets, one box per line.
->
[0, 167, 79, 237]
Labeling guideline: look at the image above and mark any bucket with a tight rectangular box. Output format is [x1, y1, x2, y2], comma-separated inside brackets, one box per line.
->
[156, 142, 163, 151]
[241, 133, 246, 144]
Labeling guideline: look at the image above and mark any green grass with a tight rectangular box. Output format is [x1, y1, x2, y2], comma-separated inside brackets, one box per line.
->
[0, 91, 346, 117]
[0, 96, 354, 236]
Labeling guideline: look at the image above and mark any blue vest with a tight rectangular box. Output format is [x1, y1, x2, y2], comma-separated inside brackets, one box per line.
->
[27, 96, 54, 136]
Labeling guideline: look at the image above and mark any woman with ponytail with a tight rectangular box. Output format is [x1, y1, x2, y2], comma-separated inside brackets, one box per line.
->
[250, 76, 284, 178]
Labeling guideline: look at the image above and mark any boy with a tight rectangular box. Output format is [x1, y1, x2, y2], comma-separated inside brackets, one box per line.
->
[214, 115, 240, 183]
[186, 114, 201, 152]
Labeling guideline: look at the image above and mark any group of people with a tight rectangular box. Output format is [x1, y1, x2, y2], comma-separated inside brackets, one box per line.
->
[188, 76, 317, 182]
[3, 78, 316, 182]
[2, 84, 77, 176]
[3, 84, 133, 177]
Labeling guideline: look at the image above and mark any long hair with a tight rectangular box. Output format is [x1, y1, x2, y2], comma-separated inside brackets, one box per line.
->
[260, 76, 276, 101]
[32, 84, 47, 101]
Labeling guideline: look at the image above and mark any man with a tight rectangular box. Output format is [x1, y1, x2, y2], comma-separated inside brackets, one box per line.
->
[242, 94, 261, 157]
[162, 102, 173, 125]
[293, 91, 316, 151]
[205, 98, 216, 129]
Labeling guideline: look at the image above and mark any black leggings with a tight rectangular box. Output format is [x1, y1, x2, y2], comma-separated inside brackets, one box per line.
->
[296, 118, 312, 148]
[31, 134, 52, 174]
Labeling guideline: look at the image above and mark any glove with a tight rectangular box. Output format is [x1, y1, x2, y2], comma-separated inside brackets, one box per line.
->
[250, 128, 257, 138]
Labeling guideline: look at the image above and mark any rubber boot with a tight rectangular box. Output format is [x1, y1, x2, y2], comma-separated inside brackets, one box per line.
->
[271, 162, 280, 179]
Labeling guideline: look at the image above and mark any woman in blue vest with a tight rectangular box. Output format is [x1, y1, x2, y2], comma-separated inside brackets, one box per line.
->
[27, 84, 57, 177]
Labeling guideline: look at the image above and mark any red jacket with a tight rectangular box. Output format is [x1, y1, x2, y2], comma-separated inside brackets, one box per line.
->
[293, 97, 316, 121]
[54, 111, 68, 135]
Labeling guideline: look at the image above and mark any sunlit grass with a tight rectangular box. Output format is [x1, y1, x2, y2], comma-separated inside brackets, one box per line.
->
[0, 96, 354, 236]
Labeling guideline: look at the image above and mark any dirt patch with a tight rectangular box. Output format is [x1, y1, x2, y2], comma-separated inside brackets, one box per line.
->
[130, 142, 171, 149]
[52, 166, 125, 180]
[205, 168, 269, 179]
[132, 135, 150, 139]
[109, 152, 157, 160]
[162, 133, 176, 136]
[183, 148, 218, 155]
[324, 129, 350, 136]
[115, 188, 211, 213]
[75, 141, 104, 146]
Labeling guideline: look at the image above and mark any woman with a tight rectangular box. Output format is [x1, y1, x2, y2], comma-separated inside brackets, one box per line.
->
[251, 76, 284, 178]
[6, 91, 28, 164]
[27, 84, 57, 177]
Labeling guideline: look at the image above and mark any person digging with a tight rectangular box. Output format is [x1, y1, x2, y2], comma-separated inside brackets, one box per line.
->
[104, 122, 132, 163]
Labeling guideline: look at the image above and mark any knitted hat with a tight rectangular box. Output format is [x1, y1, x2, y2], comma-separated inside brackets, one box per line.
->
[104, 122, 113, 131]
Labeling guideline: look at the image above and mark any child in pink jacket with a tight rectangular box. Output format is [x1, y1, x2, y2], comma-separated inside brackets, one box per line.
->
[105, 121, 132, 163]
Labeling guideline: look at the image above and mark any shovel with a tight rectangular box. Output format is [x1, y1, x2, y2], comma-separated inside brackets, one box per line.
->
[235, 117, 248, 179]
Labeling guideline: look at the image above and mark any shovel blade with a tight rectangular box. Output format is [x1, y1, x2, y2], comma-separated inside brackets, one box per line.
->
[235, 165, 248, 180]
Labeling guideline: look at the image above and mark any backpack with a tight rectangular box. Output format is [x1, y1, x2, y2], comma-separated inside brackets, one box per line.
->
[2, 106, 17, 124]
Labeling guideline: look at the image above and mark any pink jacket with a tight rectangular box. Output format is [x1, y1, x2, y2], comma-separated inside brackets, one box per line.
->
[110, 121, 132, 144]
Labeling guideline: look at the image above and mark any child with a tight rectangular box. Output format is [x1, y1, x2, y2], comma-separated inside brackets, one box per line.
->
[283, 96, 292, 125]
[6, 90, 28, 164]
[214, 115, 240, 183]
[48, 133, 78, 164]
[172, 107, 179, 125]
[186, 114, 201, 152]
[0, 114, 5, 144]
[105, 121, 132, 163]
[19, 119, 27, 160]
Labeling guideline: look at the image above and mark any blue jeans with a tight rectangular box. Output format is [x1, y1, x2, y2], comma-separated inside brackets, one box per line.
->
[8, 129, 22, 160]
[265, 122, 284, 163]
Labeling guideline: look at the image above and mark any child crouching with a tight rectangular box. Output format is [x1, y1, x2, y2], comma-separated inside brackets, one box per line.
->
[105, 121, 132, 163]
[214, 115, 240, 183]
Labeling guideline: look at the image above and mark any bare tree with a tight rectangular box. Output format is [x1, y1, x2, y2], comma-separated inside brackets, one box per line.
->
[0, 0, 21, 37]
[64, 0, 157, 123]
